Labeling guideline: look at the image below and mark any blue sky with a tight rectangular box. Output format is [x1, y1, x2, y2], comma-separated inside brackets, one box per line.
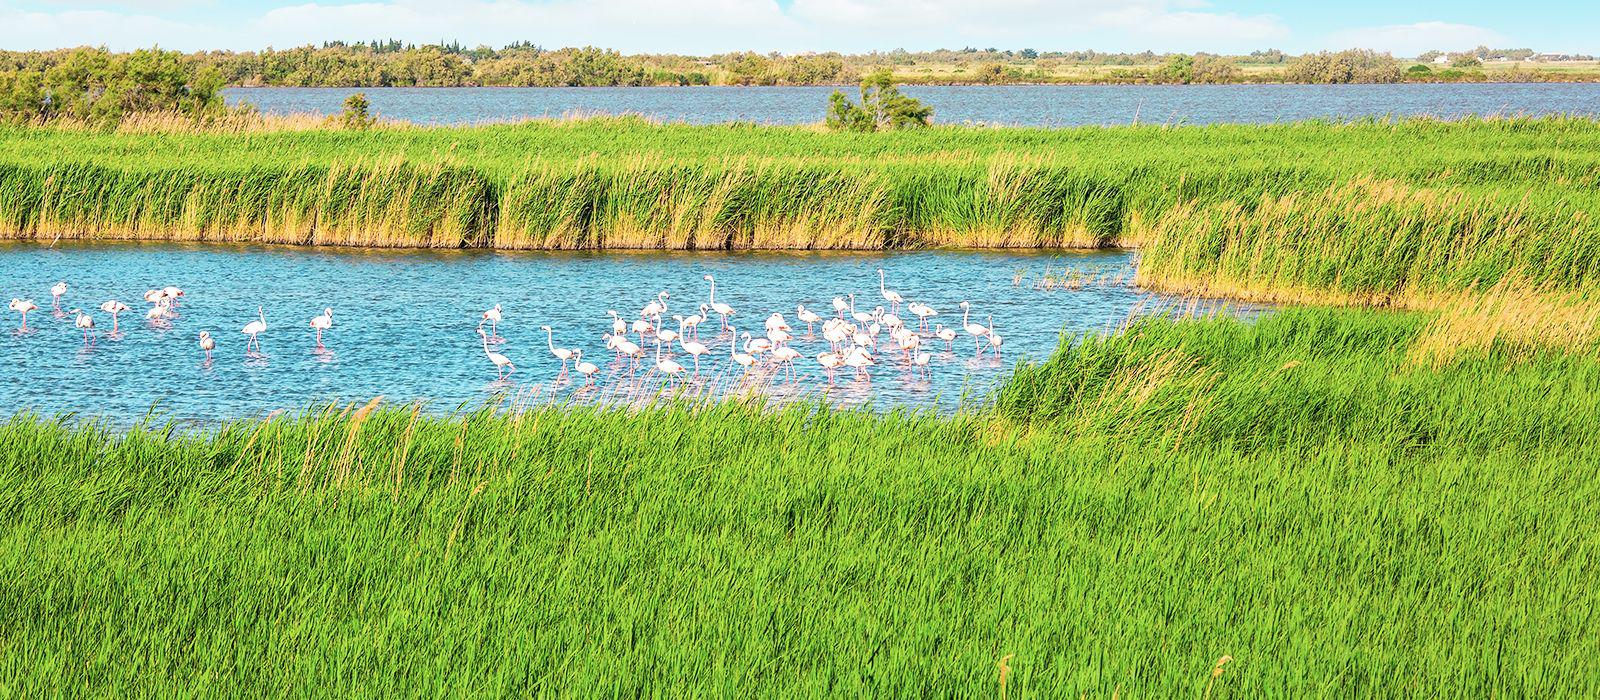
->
[2, 0, 1594, 56]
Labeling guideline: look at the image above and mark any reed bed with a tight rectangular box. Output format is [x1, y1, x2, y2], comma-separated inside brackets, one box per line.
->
[3, 307, 1598, 695]
[2, 116, 1598, 260]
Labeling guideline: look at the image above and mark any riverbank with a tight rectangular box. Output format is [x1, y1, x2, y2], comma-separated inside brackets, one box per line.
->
[3, 305, 1596, 695]
[3, 116, 1598, 308]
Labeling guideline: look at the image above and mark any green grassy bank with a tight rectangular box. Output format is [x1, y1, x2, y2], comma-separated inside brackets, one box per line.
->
[3, 307, 1599, 696]
[2, 117, 1598, 276]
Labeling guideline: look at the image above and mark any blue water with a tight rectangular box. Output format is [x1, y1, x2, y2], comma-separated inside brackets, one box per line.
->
[226, 84, 1600, 126]
[0, 243, 1248, 424]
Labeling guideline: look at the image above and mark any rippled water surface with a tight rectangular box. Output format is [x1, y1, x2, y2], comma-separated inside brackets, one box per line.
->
[0, 243, 1255, 423]
[227, 84, 1600, 126]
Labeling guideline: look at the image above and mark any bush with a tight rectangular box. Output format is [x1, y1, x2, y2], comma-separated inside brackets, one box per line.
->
[825, 70, 932, 132]
[341, 92, 375, 129]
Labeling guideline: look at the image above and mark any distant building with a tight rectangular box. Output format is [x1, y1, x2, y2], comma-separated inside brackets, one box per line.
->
[1432, 55, 1451, 65]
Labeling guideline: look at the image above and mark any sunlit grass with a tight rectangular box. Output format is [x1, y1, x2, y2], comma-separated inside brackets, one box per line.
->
[2, 306, 1598, 695]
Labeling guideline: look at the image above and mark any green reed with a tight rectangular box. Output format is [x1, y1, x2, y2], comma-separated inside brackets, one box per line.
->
[2, 307, 1598, 696]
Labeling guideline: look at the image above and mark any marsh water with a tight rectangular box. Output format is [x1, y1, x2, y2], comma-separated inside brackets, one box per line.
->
[0, 243, 1254, 424]
[227, 84, 1600, 126]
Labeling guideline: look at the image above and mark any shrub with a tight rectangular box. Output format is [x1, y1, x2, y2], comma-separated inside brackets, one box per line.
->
[341, 92, 375, 130]
[824, 70, 932, 132]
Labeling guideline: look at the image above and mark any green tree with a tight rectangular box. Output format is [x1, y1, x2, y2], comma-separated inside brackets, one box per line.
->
[825, 69, 932, 132]
[340, 92, 374, 129]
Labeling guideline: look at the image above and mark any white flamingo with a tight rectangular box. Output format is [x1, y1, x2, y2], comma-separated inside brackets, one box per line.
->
[198, 331, 215, 361]
[849, 294, 874, 326]
[541, 325, 574, 378]
[479, 329, 515, 379]
[730, 330, 757, 376]
[911, 351, 932, 378]
[99, 300, 130, 335]
[50, 281, 67, 311]
[71, 308, 95, 344]
[680, 325, 711, 374]
[479, 304, 503, 341]
[796, 304, 822, 337]
[641, 291, 669, 326]
[654, 338, 686, 385]
[844, 347, 875, 381]
[9, 299, 37, 331]
[609, 333, 644, 374]
[309, 308, 333, 350]
[607, 310, 628, 337]
[770, 345, 802, 382]
[959, 301, 990, 356]
[878, 269, 903, 313]
[935, 324, 957, 351]
[241, 306, 267, 355]
[704, 275, 735, 330]
[816, 351, 843, 385]
[908, 301, 937, 331]
[831, 296, 849, 319]
[573, 349, 600, 386]
[162, 286, 185, 307]
[986, 315, 1004, 359]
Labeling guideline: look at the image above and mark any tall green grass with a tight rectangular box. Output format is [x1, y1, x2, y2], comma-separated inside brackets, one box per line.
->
[3, 308, 1598, 695]
[2, 116, 1598, 270]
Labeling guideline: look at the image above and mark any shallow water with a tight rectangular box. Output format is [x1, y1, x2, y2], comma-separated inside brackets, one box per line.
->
[226, 84, 1600, 126]
[0, 243, 1260, 424]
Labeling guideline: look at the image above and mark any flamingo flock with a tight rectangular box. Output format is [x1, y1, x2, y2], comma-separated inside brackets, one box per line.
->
[7, 280, 335, 362]
[473, 269, 1004, 393]
[5, 268, 1007, 400]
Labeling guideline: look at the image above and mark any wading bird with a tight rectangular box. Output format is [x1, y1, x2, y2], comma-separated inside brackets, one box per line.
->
[986, 315, 1004, 358]
[573, 349, 599, 386]
[816, 351, 842, 385]
[704, 275, 735, 330]
[198, 331, 215, 362]
[309, 308, 333, 350]
[680, 332, 711, 375]
[71, 309, 95, 344]
[796, 304, 822, 337]
[479, 304, 503, 341]
[654, 339, 686, 385]
[479, 329, 515, 379]
[959, 302, 990, 356]
[99, 300, 130, 335]
[9, 299, 37, 331]
[50, 281, 67, 311]
[241, 306, 268, 355]
[730, 330, 756, 375]
[878, 269, 903, 313]
[541, 325, 574, 379]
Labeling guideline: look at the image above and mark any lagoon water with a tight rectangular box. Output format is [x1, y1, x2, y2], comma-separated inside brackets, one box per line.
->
[227, 84, 1600, 126]
[0, 243, 1250, 424]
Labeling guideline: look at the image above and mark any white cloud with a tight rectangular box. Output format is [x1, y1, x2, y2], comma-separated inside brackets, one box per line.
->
[1328, 21, 1505, 57]
[3, 0, 1289, 53]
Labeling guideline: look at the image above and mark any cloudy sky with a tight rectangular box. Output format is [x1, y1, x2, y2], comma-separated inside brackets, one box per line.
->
[1, 0, 1594, 56]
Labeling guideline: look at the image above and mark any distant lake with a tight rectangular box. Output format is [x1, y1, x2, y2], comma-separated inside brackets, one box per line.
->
[226, 84, 1600, 127]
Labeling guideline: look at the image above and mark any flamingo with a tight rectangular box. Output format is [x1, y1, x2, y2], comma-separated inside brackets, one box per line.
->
[162, 286, 185, 307]
[831, 296, 849, 319]
[654, 339, 686, 385]
[9, 299, 37, 331]
[573, 349, 600, 386]
[632, 318, 653, 346]
[935, 324, 957, 351]
[71, 309, 95, 344]
[541, 325, 574, 379]
[641, 291, 669, 326]
[50, 281, 67, 311]
[309, 308, 333, 350]
[679, 322, 711, 374]
[986, 315, 1004, 359]
[730, 330, 757, 375]
[796, 304, 822, 337]
[479, 304, 503, 341]
[609, 334, 644, 374]
[816, 352, 843, 385]
[745, 335, 772, 356]
[607, 310, 628, 337]
[844, 347, 876, 381]
[145, 300, 169, 323]
[908, 301, 937, 332]
[770, 345, 802, 382]
[198, 331, 215, 361]
[911, 351, 932, 378]
[241, 306, 267, 355]
[959, 301, 990, 356]
[659, 317, 681, 346]
[878, 269, 903, 313]
[682, 304, 708, 339]
[98, 300, 130, 335]
[479, 329, 515, 379]
[703, 275, 735, 330]
[848, 294, 874, 326]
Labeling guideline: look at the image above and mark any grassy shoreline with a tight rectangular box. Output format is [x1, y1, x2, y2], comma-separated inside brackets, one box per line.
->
[3, 307, 1598, 695]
